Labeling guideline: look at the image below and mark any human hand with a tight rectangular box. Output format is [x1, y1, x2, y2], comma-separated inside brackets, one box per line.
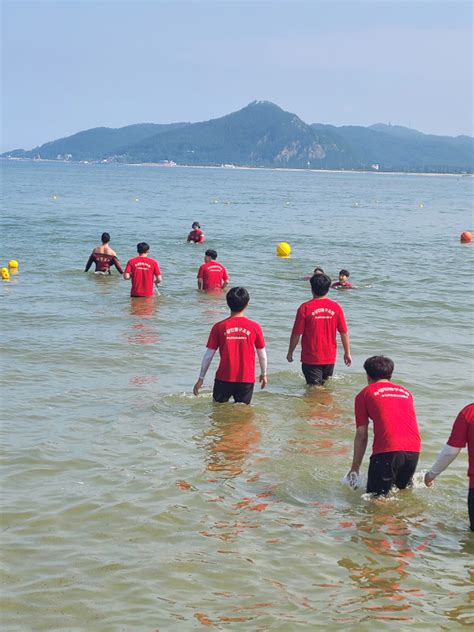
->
[286, 352, 293, 363]
[344, 353, 352, 367]
[259, 374, 268, 389]
[193, 378, 203, 396]
[424, 472, 434, 487]
[346, 470, 360, 489]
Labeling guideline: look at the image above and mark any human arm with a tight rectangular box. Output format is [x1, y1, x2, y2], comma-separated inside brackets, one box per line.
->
[424, 444, 462, 486]
[112, 257, 124, 275]
[257, 347, 268, 389]
[340, 331, 352, 366]
[193, 348, 217, 395]
[197, 278, 204, 290]
[347, 425, 369, 486]
[221, 268, 229, 289]
[154, 274, 162, 286]
[286, 333, 300, 362]
[84, 254, 94, 272]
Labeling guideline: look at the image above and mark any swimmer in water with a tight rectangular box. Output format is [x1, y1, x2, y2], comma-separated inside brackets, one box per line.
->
[187, 222, 205, 244]
[197, 249, 229, 291]
[332, 269, 356, 289]
[84, 232, 123, 274]
[303, 266, 324, 281]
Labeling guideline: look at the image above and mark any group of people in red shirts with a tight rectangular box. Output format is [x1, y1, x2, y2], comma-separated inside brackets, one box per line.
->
[85, 231, 473, 530]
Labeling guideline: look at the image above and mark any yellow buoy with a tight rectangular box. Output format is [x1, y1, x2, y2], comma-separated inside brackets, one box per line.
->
[276, 242, 291, 257]
[1, 267, 10, 281]
[8, 259, 19, 269]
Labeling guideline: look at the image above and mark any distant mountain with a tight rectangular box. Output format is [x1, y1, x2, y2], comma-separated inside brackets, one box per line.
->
[3, 101, 473, 172]
[5, 122, 190, 161]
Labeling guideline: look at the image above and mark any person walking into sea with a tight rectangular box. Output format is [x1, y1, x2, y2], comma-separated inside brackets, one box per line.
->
[197, 249, 229, 291]
[193, 287, 267, 405]
[287, 273, 351, 386]
[84, 232, 123, 274]
[425, 403, 474, 530]
[124, 242, 162, 297]
[187, 221, 205, 244]
[347, 356, 421, 496]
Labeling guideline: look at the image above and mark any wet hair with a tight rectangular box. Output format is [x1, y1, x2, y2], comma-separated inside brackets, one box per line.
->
[363, 356, 394, 380]
[339, 269, 350, 277]
[313, 267, 324, 275]
[310, 273, 331, 296]
[101, 232, 110, 244]
[137, 242, 150, 254]
[226, 287, 250, 312]
[192, 222, 200, 229]
[205, 249, 217, 259]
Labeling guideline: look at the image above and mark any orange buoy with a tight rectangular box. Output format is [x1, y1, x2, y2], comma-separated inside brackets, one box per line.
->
[460, 231, 472, 243]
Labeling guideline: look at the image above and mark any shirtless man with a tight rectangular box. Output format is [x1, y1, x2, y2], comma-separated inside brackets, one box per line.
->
[85, 232, 123, 274]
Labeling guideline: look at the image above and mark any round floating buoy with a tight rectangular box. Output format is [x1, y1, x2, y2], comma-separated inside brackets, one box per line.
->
[1, 267, 10, 281]
[134, 198, 140, 202]
[460, 231, 472, 243]
[419, 203, 424, 208]
[52, 195, 58, 200]
[8, 259, 19, 269]
[276, 242, 291, 257]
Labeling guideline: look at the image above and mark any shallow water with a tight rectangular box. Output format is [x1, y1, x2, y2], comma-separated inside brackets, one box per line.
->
[1, 161, 473, 630]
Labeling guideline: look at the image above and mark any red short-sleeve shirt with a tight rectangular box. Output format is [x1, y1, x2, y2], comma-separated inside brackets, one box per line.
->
[197, 261, 229, 290]
[291, 297, 348, 364]
[447, 403, 474, 488]
[124, 256, 161, 297]
[355, 381, 421, 455]
[206, 316, 265, 383]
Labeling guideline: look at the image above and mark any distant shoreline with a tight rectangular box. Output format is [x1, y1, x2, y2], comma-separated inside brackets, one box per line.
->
[1, 156, 472, 177]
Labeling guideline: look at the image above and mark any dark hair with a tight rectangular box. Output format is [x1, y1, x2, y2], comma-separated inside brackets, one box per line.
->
[192, 222, 200, 229]
[363, 356, 394, 380]
[205, 249, 217, 259]
[313, 267, 324, 275]
[339, 269, 350, 277]
[310, 273, 331, 296]
[137, 242, 150, 254]
[101, 232, 110, 244]
[226, 287, 250, 312]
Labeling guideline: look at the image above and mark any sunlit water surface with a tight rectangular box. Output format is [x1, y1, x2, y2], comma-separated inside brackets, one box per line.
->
[1, 161, 473, 630]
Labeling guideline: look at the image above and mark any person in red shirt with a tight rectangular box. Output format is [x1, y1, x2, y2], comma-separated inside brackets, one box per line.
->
[331, 269, 355, 289]
[193, 287, 267, 405]
[84, 232, 123, 274]
[197, 249, 229, 291]
[287, 273, 352, 386]
[347, 355, 421, 496]
[425, 404, 474, 531]
[187, 221, 205, 244]
[124, 242, 162, 297]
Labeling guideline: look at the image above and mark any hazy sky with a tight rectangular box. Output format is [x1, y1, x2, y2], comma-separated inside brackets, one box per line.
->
[2, 0, 473, 151]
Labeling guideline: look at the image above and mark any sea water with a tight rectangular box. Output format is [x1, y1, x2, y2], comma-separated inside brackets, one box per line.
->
[1, 161, 473, 630]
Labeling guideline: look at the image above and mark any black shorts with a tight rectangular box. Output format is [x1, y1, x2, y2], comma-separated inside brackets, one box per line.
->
[367, 451, 419, 496]
[213, 379, 254, 405]
[468, 488, 474, 531]
[301, 363, 334, 386]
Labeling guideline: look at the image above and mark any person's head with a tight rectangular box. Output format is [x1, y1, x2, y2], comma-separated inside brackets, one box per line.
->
[192, 222, 200, 230]
[205, 249, 217, 261]
[313, 267, 324, 275]
[363, 356, 394, 382]
[339, 269, 350, 283]
[310, 273, 331, 297]
[226, 286, 250, 313]
[101, 232, 110, 244]
[137, 242, 150, 255]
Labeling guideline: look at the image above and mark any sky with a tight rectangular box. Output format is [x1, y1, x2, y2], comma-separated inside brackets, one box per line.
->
[1, 0, 473, 152]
